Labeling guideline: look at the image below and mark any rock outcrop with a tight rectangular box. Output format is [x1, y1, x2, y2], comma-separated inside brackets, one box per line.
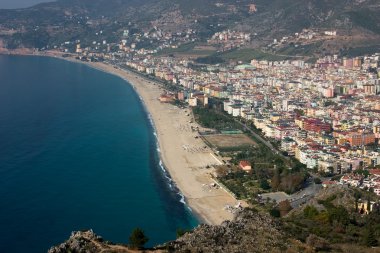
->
[48, 209, 313, 253]
[48, 230, 134, 253]
[165, 208, 311, 253]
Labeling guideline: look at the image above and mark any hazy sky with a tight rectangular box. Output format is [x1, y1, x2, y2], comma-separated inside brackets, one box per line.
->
[0, 0, 54, 9]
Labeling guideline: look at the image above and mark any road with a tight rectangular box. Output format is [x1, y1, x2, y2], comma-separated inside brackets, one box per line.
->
[289, 177, 322, 208]
[260, 177, 324, 208]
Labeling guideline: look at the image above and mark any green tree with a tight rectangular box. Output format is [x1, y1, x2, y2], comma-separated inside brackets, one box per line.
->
[260, 179, 271, 190]
[355, 198, 359, 212]
[363, 226, 378, 247]
[176, 228, 190, 238]
[279, 173, 305, 193]
[354, 190, 362, 212]
[313, 178, 322, 184]
[328, 206, 349, 225]
[270, 208, 280, 218]
[129, 228, 149, 249]
[271, 169, 281, 191]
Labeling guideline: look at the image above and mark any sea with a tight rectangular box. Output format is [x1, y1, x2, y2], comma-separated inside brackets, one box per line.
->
[0, 55, 198, 253]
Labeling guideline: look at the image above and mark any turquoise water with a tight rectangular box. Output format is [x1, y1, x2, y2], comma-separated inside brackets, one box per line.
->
[0, 55, 198, 253]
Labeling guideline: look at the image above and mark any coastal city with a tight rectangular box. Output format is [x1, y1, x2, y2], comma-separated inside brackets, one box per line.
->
[2, 0, 380, 252]
[61, 28, 380, 199]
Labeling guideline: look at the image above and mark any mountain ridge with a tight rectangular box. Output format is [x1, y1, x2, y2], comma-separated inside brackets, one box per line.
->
[0, 0, 379, 56]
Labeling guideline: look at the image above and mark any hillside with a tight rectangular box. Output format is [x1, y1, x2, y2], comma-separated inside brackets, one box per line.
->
[0, 0, 379, 57]
[49, 186, 380, 253]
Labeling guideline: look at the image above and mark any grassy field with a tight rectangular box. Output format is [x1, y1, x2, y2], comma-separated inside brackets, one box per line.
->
[203, 134, 257, 149]
[159, 45, 296, 62]
[156, 42, 217, 57]
[177, 49, 216, 58]
[155, 42, 196, 55]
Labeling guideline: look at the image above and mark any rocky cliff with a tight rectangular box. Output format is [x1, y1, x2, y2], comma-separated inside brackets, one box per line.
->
[166, 209, 309, 253]
[48, 230, 129, 253]
[48, 209, 313, 253]
[49, 186, 380, 253]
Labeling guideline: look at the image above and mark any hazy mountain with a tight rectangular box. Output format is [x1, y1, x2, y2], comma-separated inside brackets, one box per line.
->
[0, 0, 379, 56]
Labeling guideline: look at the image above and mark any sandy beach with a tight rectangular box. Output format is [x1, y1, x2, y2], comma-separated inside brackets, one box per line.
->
[0, 49, 239, 225]
[85, 60, 239, 225]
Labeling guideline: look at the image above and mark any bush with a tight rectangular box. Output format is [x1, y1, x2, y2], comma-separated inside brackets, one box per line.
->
[270, 208, 281, 218]
[278, 200, 292, 217]
[304, 205, 319, 218]
[260, 179, 271, 190]
[306, 234, 330, 251]
[129, 228, 149, 249]
[328, 206, 349, 225]
[363, 226, 378, 247]
[176, 228, 190, 238]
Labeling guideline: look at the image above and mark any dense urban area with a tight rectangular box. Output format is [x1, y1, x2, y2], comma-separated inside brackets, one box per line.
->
[59, 23, 380, 194]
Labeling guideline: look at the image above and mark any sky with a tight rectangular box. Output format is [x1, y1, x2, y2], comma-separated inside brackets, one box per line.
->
[0, 0, 54, 9]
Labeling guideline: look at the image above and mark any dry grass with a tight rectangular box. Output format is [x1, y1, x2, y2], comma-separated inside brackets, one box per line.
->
[204, 134, 257, 148]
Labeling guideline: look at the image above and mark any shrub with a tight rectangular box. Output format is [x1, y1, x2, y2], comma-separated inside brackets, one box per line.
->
[129, 228, 149, 249]
[303, 205, 319, 218]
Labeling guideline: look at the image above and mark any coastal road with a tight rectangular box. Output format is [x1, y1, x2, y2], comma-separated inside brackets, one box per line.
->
[261, 178, 323, 208]
[289, 179, 322, 208]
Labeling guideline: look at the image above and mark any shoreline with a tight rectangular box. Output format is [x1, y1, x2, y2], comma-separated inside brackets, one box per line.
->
[135, 87, 207, 223]
[0, 50, 239, 225]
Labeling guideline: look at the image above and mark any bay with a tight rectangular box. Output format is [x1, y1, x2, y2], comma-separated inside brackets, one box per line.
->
[0, 55, 197, 253]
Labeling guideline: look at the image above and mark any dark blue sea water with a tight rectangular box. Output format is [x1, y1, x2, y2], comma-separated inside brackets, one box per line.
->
[0, 55, 198, 253]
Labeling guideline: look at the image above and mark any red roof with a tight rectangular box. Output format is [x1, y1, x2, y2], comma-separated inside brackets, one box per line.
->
[239, 160, 251, 167]
[369, 169, 380, 176]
